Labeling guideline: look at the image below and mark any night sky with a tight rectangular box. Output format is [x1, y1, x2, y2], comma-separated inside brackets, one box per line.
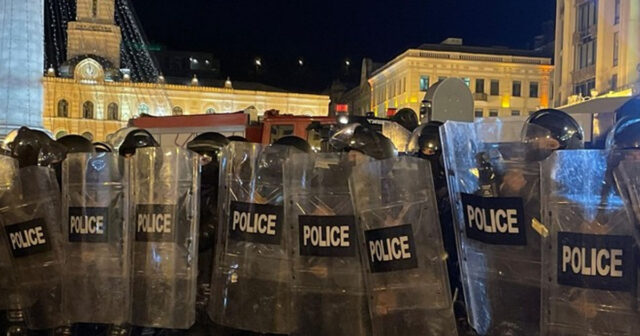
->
[132, 0, 556, 92]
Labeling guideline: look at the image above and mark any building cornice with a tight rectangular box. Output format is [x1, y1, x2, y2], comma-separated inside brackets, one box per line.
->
[371, 48, 553, 78]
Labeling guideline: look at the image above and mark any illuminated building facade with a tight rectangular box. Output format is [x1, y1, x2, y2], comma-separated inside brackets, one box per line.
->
[369, 39, 553, 119]
[554, 0, 640, 107]
[42, 0, 329, 141]
[0, 0, 44, 138]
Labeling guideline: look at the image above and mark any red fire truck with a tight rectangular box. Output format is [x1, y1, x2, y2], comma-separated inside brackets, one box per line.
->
[129, 110, 336, 148]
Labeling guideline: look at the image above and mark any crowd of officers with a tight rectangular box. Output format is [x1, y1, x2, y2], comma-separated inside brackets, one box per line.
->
[0, 99, 640, 335]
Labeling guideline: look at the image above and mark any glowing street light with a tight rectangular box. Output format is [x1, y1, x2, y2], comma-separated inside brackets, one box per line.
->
[255, 57, 262, 67]
[298, 58, 304, 66]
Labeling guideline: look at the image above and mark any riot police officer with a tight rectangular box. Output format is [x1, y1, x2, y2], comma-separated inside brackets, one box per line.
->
[539, 115, 639, 336]
[442, 109, 584, 336]
[0, 127, 66, 331]
[407, 121, 471, 332]
[209, 136, 310, 335]
[391, 108, 419, 132]
[186, 132, 229, 331]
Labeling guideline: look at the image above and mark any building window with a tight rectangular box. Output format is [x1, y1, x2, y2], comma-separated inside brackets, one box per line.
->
[529, 82, 539, 98]
[489, 109, 498, 117]
[490, 80, 499, 95]
[107, 103, 119, 120]
[512, 81, 521, 97]
[574, 78, 596, 97]
[172, 106, 183, 115]
[577, 0, 597, 32]
[615, 0, 621, 25]
[511, 110, 520, 116]
[462, 77, 470, 87]
[475, 79, 485, 94]
[206, 107, 216, 114]
[82, 101, 94, 119]
[138, 103, 149, 115]
[403, 77, 406, 93]
[613, 32, 619, 66]
[474, 109, 483, 118]
[612, 74, 618, 90]
[575, 39, 597, 70]
[92, 0, 98, 18]
[419, 76, 430, 91]
[57, 99, 68, 118]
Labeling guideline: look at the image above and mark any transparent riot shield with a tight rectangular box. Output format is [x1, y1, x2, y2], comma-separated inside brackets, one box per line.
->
[61, 152, 130, 325]
[209, 142, 293, 334]
[540, 150, 639, 336]
[441, 120, 543, 335]
[0, 155, 19, 312]
[0, 160, 64, 330]
[284, 152, 370, 336]
[130, 147, 199, 329]
[350, 155, 456, 336]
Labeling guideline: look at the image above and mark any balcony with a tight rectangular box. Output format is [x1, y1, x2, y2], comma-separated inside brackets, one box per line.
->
[473, 92, 488, 101]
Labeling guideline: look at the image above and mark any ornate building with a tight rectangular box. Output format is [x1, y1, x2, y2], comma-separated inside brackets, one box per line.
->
[43, 0, 329, 141]
[369, 39, 553, 119]
[553, 0, 639, 107]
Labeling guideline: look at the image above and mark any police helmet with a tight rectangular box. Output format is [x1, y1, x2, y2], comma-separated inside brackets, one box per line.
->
[406, 121, 443, 158]
[57, 134, 94, 154]
[606, 117, 640, 150]
[93, 142, 113, 153]
[187, 132, 229, 156]
[108, 128, 160, 157]
[521, 109, 584, 150]
[391, 108, 419, 132]
[273, 136, 312, 153]
[329, 124, 396, 160]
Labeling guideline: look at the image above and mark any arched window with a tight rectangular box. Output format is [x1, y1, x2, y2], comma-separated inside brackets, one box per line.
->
[138, 103, 150, 116]
[172, 106, 183, 115]
[206, 107, 216, 114]
[82, 101, 94, 119]
[107, 103, 119, 120]
[82, 132, 94, 141]
[57, 99, 69, 118]
[92, 0, 98, 17]
[55, 130, 68, 139]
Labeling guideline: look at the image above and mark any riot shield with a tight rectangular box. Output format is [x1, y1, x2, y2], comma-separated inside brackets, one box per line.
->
[209, 142, 293, 334]
[61, 152, 130, 325]
[0, 155, 19, 311]
[0, 160, 64, 330]
[350, 155, 456, 336]
[540, 150, 639, 335]
[284, 152, 370, 336]
[441, 120, 543, 335]
[130, 147, 199, 329]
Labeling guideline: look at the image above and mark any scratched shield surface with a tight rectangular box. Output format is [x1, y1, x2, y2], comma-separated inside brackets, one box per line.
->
[61, 152, 130, 325]
[540, 150, 640, 336]
[0, 161, 64, 330]
[209, 141, 295, 334]
[441, 120, 544, 335]
[284, 152, 370, 336]
[130, 147, 199, 329]
[350, 155, 456, 336]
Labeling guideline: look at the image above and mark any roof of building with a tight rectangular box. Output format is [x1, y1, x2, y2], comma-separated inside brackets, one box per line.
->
[416, 43, 550, 58]
[163, 76, 289, 93]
